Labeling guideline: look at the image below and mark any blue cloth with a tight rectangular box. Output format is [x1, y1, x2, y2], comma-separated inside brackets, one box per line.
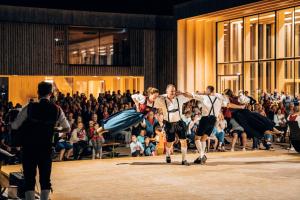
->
[102, 108, 145, 133]
[56, 141, 73, 151]
[144, 143, 156, 156]
[215, 131, 225, 143]
[212, 128, 225, 143]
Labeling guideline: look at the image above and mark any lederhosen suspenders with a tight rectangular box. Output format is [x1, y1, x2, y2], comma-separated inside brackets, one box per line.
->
[207, 95, 217, 116]
[164, 97, 181, 122]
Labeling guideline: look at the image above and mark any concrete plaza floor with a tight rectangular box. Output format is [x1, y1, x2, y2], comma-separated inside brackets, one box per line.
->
[3, 149, 300, 200]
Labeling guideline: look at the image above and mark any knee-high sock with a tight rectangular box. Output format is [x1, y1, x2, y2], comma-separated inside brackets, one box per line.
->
[195, 140, 204, 158]
[25, 191, 35, 200]
[181, 146, 187, 161]
[40, 190, 50, 200]
[201, 141, 207, 157]
[166, 146, 171, 157]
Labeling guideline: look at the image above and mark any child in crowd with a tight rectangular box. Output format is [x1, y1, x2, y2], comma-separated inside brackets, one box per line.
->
[70, 122, 88, 160]
[144, 137, 156, 156]
[212, 113, 227, 151]
[153, 112, 167, 155]
[130, 135, 144, 157]
[137, 129, 146, 145]
[90, 123, 105, 159]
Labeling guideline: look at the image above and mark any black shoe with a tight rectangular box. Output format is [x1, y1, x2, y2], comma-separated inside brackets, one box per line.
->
[182, 160, 190, 166]
[166, 156, 171, 163]
[201, 155, 207, 165]
[194, 157, 202, 164]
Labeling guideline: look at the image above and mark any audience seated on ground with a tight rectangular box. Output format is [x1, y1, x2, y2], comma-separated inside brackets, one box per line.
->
[130, 135, 144, 157]
[144, 137, 156, 156]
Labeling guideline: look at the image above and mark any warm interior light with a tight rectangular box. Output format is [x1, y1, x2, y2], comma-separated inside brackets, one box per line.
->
[250, 17, 258, 21]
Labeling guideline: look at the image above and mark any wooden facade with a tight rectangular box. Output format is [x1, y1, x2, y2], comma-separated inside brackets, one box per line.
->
[0, 5, 177, 92]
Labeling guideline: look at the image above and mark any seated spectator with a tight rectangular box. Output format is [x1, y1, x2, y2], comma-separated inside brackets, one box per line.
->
[91, 113, 100, 124]
[137, 129, 146, 145]
[56, 132, 73, 161]
[103, 107, 110, 119]
[213, 113, 227, 151]
[88, 120, 95, 137]
[144, 137, 156, 156]
[70, 122, 88, 160]
[142, 111, 157, 138]
[182, 111, 192, 126]
[274, 109, 287, 142]
[76, 116, 83, 124]
[67, 112, 76, 129]
[90, 123, 105, 159]
[153, 112, 167, 155]
[230, 118, 247, 152]
[130, 135, 144, 157]
[187, 114, 200, 145]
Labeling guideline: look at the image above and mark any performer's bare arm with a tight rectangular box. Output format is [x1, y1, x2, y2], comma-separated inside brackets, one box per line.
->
[176, 91, 194, 99]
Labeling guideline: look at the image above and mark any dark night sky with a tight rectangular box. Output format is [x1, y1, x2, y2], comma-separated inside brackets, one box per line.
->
[0, 0, 193, 15]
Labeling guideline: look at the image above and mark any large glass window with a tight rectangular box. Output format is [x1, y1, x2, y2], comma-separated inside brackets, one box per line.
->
[295, 7, 300, 57]
[230, 19, 243, 62]
[244, 16, 258, 61]
[217, 7, 300, 97]
[217, 21, 230, 63]
[277, 8, 294, 58]
[68, 27, 129, 66]
[259, 12, 275, 60]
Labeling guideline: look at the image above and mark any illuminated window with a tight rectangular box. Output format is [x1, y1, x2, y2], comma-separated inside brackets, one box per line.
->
[217, 7, 300, 97]
[68, 27, 129, 66]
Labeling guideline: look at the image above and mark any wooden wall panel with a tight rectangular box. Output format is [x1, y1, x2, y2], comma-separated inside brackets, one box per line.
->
[156, 30, 177, 92]
[143, 30, 157, 90]
[0, 21, 176, 92]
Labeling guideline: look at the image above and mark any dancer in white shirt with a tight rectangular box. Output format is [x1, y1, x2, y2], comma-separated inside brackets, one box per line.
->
[154, 84, 192, 165]
[192, 86, 243, 164]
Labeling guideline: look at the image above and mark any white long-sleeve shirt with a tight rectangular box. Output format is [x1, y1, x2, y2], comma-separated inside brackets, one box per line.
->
[154, 94, 191, 123]
[273, 114, 286, 127]
[12, 101, 70, 132]
[192, 93, 228, 117]
[130, 141, 144, 153]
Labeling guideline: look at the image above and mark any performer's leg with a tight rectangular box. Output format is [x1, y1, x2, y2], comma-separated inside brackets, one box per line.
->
[59, 148, 65, 161]
[23, 149, 37, 198]
[231, 133, 238, 151]
[180, 139, 188, 165]
[166, 142, 173, 163]
[241, 132, 247, 151]
[194, 134, 209, 164]
[38, 150, 52, 200]
[66, 148, 72, 160]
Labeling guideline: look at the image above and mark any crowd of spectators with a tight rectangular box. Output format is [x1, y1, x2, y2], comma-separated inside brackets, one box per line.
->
[0, 89, 298, 164]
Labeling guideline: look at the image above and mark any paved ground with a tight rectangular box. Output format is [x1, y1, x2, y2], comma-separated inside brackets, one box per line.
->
[3, 149, 300, 200]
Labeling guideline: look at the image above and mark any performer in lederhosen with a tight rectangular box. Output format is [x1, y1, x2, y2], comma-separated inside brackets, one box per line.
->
[154, 84, 192, 165]
[192, 86, 244, 165]
[96, 87, 159, 134]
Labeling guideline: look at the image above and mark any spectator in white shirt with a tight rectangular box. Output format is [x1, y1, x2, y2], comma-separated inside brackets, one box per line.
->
[130, 135, 144, 157]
